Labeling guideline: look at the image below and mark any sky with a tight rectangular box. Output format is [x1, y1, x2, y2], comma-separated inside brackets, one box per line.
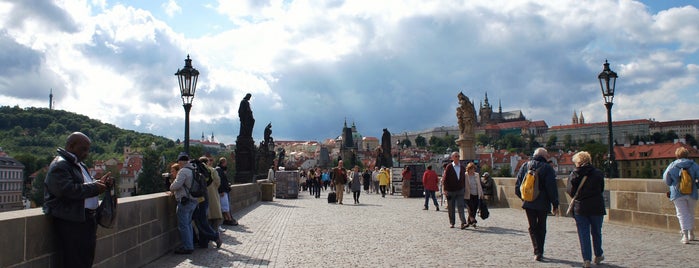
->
[0, 0, 698, 146]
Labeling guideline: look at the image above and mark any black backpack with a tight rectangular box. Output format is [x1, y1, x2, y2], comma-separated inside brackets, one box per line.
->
[185, 159, 210, 198]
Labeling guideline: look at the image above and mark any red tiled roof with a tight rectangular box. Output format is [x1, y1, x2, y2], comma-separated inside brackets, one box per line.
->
[614, 142, 699, 161]
[550, 119, 653, 130]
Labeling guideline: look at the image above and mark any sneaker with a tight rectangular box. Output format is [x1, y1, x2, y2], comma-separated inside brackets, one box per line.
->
[534, 254, 543, 261]
[218, 226, 226, 232]
[471, 223, 477, 229]
[593, 255, 604, 265]
[582, 260, 591, 268]
[682, 234, 689, 244]
[423, 207, 428, 210]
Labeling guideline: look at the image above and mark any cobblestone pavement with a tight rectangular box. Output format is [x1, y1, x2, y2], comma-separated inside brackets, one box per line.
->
[146, 189, 698, 268]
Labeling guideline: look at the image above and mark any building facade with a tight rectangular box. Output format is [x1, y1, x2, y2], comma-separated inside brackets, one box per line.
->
[0, 151, 25, 212]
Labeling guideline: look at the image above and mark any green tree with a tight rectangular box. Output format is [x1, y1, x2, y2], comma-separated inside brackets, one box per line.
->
[640, 163, 653, 178]
[414, 135, 427, 147]
[581, 141, 608, 169]
[496, 165, 512, 177]
[31, 169, 47, 207]
[546, 135, 558, 148]
[136, 148, 164, 195]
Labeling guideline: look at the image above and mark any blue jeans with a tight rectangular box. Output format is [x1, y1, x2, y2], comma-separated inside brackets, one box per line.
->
[193, 199, 219, 247]
[176, 198, 198, 250]
[424, 190, 438, 208]
[574, 215, 604, 261]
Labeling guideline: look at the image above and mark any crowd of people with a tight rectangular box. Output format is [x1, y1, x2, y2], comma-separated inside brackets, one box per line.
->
[42, 131, 696, 268]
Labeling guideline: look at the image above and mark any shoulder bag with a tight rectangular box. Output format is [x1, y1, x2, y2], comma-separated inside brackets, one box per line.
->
[566, 176, 588, 216]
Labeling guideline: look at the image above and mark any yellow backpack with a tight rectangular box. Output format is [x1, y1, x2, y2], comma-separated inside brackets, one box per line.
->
[679, 168, 693, 195]
[520, 162, 541, 202]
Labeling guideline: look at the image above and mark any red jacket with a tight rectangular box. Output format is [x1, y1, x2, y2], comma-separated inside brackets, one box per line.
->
[422, 169, 439, 191]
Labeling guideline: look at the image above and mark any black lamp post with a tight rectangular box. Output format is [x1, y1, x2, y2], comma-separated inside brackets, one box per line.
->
[175, 55, 200, 155]
[598, 60, 618, 178]
[396, 140, 402, 167]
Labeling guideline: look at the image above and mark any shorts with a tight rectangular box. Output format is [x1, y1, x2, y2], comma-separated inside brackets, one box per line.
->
[220, 192, 230, 213]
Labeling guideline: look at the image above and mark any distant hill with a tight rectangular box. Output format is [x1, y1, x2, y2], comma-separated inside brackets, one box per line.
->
[0, 105, 175, 163]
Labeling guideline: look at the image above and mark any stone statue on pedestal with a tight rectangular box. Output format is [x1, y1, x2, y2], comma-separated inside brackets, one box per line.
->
[235, 93, 256, 183]
[456, 92, 477, 160]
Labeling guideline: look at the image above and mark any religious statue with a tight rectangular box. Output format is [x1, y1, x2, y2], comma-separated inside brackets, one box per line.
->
[238, 93, 255, 137]
[264, 122, 273, 144]
[456, 92, 476, 136]
[381, 128, 393, 168]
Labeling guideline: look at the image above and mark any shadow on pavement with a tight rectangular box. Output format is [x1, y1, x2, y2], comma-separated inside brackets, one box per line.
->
[477, 226, 528, 236]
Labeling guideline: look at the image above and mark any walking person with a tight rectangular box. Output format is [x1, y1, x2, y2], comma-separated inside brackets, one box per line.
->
[443, 152, 468, 229]
[314, 167, 322, 198]
[351, 165, 362, 204]
[422, 165, 439, 211]
[378, 167, 390, 198]
[567, 151, 606, 267]
[401, 166, 412, 197]
[662, 147, 699, 244]
[464, 162, 483, 228]
[515, 147, 559, 262]
[372, 166, 380, 194]
[43, 132, 113, 267]
[331, 160, 348, 204]
[362, 168, 371, 194]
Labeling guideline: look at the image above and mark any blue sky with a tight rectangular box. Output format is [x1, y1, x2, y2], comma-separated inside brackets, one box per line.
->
[0, 0, 697, 145]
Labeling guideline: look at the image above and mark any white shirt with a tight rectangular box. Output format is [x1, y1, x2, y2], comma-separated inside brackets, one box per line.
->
[77, 158, 100, 210]
[452, 162, 461, 180]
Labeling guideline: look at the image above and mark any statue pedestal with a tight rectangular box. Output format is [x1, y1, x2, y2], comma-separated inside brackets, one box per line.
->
[235, 136, 256, 184]
[457, 136, 476, 160]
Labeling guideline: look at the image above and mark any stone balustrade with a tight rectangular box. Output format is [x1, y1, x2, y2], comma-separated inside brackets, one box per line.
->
[0, 181, 264, 268]
[492, 177, 697, 231]
[1, 178, 696, 268]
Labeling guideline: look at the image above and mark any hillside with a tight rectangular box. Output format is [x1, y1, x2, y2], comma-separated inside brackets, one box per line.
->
[0, 105, 176, 171]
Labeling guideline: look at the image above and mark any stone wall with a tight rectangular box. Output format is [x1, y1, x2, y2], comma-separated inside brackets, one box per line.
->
[492, 177, 698, 232]
[0, 181, 263, 268]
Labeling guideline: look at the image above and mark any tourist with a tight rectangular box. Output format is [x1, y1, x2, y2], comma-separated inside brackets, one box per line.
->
[331, 160, 348, 204]
[165, 163, 180, 192]
[378, 167, 390, 198]
[372, 166, 380, 194]
[43, 132, 113, 266]
[313, 167, 322, 198]
[481, 172, 495, 204]
[308, 169, 316, 196]
[422, 165, 439, 211]
[401, 166, 412, 197]
[170, 153, 198, 254]
[217, 158, 238, 226]
[321, 168, 330, 191]
[190, 157, 221, 249]
[350, 165, 362, 204]
[464, 162, 483, 228]
[362, 168, 372, 194]
[515, 147, 559, 262]
[662, 147, 698, 244]
[443, 152, 468, 229]
[567, 151, 606, 267]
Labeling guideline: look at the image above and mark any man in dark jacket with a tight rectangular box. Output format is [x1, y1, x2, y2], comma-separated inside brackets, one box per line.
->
[515, 147, 559, 262]
[43, 132, 112, 267]
[442, 152, 468, 229]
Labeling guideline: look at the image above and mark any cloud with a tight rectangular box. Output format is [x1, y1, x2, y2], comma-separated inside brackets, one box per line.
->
[0, 0, 697, 145]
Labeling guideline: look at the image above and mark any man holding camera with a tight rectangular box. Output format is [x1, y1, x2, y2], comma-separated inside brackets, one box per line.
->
[169, 152, 197, 254]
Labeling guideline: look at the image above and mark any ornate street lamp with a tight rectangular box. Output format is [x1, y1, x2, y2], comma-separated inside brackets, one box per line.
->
[175, 55, 200, 155]
[396, 140, 402, 167]
[598, 60, 618, 178]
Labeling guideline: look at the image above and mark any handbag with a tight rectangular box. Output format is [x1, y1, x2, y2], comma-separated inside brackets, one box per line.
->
[478, 199, 490, 220]
[566, 176, 588, 216]
[97, 184, 118, 228]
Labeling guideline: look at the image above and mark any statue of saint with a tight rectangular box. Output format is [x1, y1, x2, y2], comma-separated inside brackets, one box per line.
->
[264, 123, 273, 144]
[457, 92, 476, 135]
[238, 93, 255, 137]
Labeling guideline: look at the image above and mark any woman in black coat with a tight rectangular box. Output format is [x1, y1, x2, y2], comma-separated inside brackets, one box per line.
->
[566, 151, 606, 268]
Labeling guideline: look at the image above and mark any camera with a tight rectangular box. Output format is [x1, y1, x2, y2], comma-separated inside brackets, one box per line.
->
[162, 173, 171, 178]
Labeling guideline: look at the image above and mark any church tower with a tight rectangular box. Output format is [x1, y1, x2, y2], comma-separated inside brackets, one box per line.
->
[579, 111, 585, 124]
[572, 110, 579, 124]
[479, 92, 493, 125]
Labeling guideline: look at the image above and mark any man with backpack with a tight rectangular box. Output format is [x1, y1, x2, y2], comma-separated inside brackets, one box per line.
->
[515, 147, 559, 262]
[662, 147, 698, 244]
[170, 153, 198, 254]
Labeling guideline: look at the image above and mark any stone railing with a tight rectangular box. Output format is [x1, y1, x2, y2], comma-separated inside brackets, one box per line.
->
[492, 177, 696, 232]
[0, 181, 265, 268]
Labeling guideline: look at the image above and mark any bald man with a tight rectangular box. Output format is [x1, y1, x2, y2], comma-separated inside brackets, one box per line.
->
[44, 132, 112, 267]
